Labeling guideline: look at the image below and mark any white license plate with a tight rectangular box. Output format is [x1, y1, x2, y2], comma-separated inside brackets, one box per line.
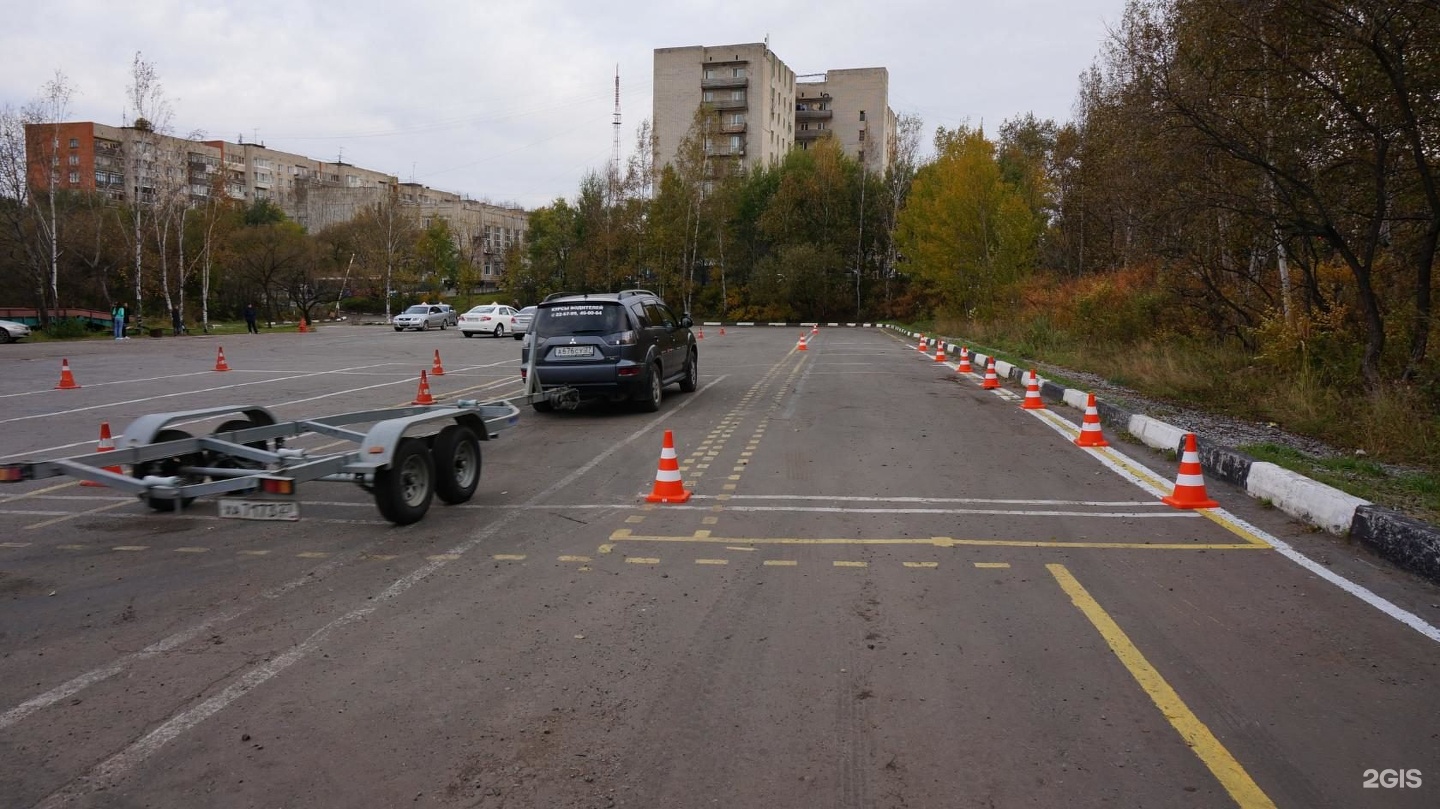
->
[219, 499, 300, 521]
[552, 346, 594, 358]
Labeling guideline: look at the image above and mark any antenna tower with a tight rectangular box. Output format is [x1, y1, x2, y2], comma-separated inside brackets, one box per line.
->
[611, 65, 622, 179]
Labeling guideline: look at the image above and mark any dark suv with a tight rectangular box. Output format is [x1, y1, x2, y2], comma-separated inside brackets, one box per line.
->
[521, 290, 698, 412]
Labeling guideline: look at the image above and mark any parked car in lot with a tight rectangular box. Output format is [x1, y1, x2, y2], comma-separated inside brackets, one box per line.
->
[392, 304, 450, 331]
[458, 303, 518, 338]
[0, 319, 32, 343]
[436, 303, 458, 327]
[511, 306, 536, 340]
[520, 289, 697, 413]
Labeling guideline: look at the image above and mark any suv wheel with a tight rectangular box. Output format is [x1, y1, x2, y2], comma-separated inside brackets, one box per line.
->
[636, 362, 663, 412]
[680, 350, 698, 392]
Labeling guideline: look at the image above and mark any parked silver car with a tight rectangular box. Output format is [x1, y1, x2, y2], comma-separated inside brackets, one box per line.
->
[392, 304, 450, 331]
[511, 306, 536, 340]
[0, 318, 32, 343]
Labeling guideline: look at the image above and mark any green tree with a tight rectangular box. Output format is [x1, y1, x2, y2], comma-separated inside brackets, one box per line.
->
[896, 126, 1036, 317]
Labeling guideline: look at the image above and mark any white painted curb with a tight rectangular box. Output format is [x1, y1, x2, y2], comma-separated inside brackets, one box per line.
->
[1247, 462, 1371, 536]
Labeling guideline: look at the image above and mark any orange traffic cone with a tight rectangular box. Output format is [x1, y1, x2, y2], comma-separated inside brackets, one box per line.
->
[917, 335, 927, 352]
[957, 347, 973, 374]
[1163, 433, 1219, 509]
[981, 357, 1000, 389]
[431, 349, 446, 376]
[719, 326, 726, 336]
[411, 370, 436, 405]
[797, 333, 809, 351]
[81, 421, 122, 487]
[214, 346, 231, 372]
[697, 328, 704, 340]
[1074, 393, 1110, 447]
[55, 358, 81, 389]
[1021, 369, 1046, 410]
[645, 430, 692, 503]
[811, 325, 818, 335]
[298, 318, 309, 333]
[934, 343, 946, 363]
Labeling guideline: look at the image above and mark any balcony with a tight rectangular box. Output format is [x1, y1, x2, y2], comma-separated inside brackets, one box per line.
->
[795, 128, 832, 141]
[704, 146, 745, 158]
[796, 108, 833, 120]
[701, 76, 749, 90]
[708, 98, 748, 111]
[719, 121, 747, 134]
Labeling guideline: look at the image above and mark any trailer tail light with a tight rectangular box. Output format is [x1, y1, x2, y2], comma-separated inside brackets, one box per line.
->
[0, 464, 28, 482]
[261, 477, 294, 495]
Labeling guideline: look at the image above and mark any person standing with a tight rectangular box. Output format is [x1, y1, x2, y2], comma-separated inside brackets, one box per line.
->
[244, 302, 259, 334]
[112, 302, 126, 340]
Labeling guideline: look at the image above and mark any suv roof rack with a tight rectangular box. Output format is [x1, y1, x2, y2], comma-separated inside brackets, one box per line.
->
[617, 289, 657, 299]
[541, 291, 587, 302]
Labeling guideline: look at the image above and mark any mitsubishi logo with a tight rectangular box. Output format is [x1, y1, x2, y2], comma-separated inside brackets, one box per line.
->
[569, 338, 577, 345]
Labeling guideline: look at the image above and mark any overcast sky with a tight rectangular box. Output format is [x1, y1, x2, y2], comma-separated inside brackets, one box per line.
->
[3, 0, 1126, 210]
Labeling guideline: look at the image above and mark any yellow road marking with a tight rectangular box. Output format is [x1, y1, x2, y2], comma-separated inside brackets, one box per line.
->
[694, 530, 711, 538]
[113, 546, 148, 552]
[702, 516, 719, 525]
[238, 550, 271, 556]
[763, 560, 797, 567]
[975, 562, 1011, 569]
[625, 516, 645, 524]
[834, 561, 868, 568]
[1048, 564, 1276, 809]
[296, 552, 329, 559]
[626, 557, 660, 565]
[597, 544, 615, 555]
[174, 547, 209, 553]
[360, 553, 395, 561]
[427, 554, 460, 561]
[606, 532, 1263, 551]
[695, 559, 729, 565]
[1, 542, 32, 548]
[492, 554, 526, 561]
[0, 480, 76, 503]
[903, 562, 939, 569]
[558, 555, 591, 563]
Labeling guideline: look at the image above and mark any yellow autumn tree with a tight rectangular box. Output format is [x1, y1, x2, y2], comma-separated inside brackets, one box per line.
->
[897, 125, 1036, 317]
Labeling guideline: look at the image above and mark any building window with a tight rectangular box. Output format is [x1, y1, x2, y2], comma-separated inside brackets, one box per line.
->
[731, 89, 744, 101]
[859, 130, 866, 141]
[68, 171, 79, 184]
[704, 68, 718, 80]
[68, 154, 80, 165]
[860, 110, 866, 121]
[69, 138, 79, 148]
[703, 90, 714, 102]
[732, 67, 745, 78]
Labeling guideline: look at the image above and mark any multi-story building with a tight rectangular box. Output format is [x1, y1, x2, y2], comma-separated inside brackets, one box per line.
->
[652, 43, 896, 176]
[24, 121, 527, 291]
[653, 43, 797, 175]
[795, 68, 897, 173]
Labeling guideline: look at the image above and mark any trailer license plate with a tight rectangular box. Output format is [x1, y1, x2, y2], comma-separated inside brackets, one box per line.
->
[219, 499, 299, 521]
[553, 346, 594, 358]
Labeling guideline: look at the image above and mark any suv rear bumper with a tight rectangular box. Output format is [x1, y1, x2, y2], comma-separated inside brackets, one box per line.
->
[533, 361, 647, 400]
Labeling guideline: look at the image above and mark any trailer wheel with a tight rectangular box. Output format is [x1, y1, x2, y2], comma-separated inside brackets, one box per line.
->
[433, 425, 481, 504]
[209, 419, 268, 471]
[373, 438, 434, 525]
[132, 429, 201, 512]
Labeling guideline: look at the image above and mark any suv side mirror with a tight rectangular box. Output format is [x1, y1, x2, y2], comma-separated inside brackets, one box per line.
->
[680, 314, 693, 328]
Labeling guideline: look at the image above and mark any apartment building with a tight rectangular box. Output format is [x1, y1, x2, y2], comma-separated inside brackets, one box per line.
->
[795, 68, 897, 173]
[24, 121, 527, 290]
[652, 43, 896, 175]
[653, 43, 797, 174]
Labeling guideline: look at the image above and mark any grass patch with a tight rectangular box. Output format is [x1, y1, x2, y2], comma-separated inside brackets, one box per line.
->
[1241, 443, 1440, 525]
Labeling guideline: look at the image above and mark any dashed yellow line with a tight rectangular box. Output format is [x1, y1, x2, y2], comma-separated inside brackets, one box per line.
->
[695, 559, 729, 566]
[113, 545, 148, 552]
[492, 554, 526, 561]
[558, 555, 591, 563]
[833, 561, 868, 568]
[763, 560, 797, 567]
[626, 557, 661, 565]
[975, 562, 1011, 569]
[1049, 564, 1276, 808]
[903, 562, 939, 569]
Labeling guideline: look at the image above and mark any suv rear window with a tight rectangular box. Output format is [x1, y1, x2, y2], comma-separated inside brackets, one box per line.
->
[535, 302, 628, 338]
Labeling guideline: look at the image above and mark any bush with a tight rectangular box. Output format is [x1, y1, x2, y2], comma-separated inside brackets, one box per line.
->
[43, 318, 91, 339]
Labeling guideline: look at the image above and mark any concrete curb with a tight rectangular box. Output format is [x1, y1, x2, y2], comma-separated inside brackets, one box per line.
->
[889, 326, 1440, 585]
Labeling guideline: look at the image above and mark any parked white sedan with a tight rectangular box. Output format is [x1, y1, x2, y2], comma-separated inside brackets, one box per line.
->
[458, 304, 517, 338]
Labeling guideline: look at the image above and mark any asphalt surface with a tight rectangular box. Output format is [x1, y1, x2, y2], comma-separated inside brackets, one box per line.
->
[1, 325, 1438, 808]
